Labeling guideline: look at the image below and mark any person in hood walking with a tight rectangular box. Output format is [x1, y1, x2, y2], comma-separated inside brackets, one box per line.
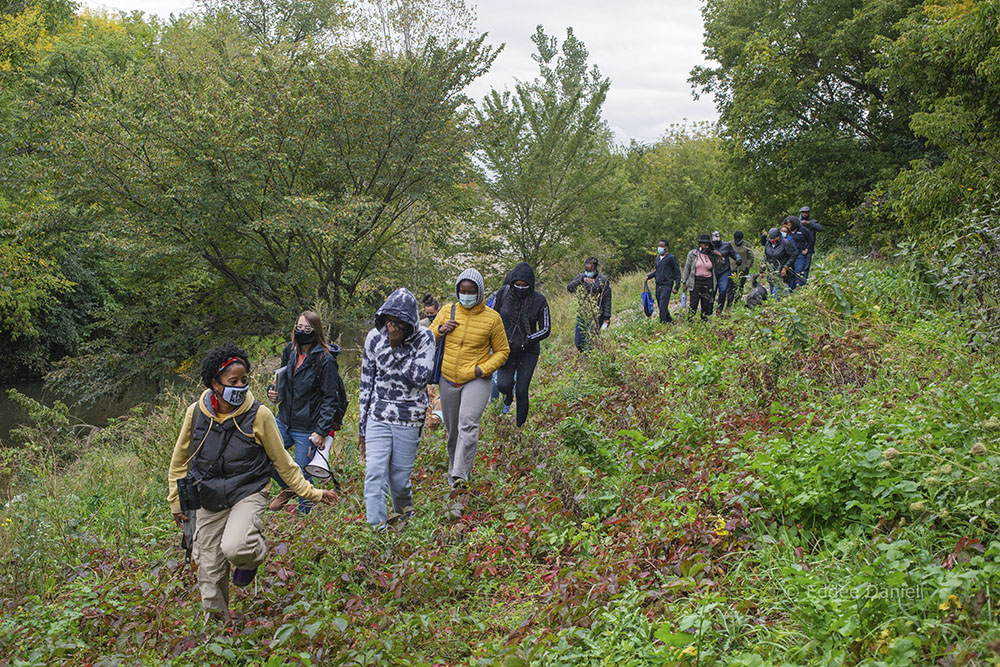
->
[710, 230, 742, 314]
[357, 288, 436, 531]
[730, 231, 754, 305]
[763, 225, 798, 299]
[646, 239, 681, 323]
[786, 217, 814, 291]
[797, 206, 823, 284]
[567, 257, 612, 351]
[682, 234, 726, 319]
[493, 262, 550, 428]
[168, 344, 336, 622]
[430, 269, 510, 487]
[266, 311, 345, 515]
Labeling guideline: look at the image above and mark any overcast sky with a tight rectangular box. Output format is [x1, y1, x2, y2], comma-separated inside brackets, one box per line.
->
[82, 0, 719, 144]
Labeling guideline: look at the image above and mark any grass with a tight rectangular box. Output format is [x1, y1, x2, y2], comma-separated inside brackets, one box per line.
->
[1, 248, 999, 665]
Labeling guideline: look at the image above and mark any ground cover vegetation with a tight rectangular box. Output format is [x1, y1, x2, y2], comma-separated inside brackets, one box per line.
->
[2, 250, 1000, 665]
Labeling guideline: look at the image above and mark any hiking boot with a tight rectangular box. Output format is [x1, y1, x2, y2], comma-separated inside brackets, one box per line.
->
[269, 489, 297, 511]
[401, 506, 416, 521]
[232, 567, 257, 587]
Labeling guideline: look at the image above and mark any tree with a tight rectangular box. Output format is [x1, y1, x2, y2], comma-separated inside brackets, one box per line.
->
[691, 0, 926, 236]
[475, 26, 612, 278]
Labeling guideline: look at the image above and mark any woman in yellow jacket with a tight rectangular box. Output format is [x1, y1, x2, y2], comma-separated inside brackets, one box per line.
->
[430, 268, 510, 487]
[168, 344, 336, 622]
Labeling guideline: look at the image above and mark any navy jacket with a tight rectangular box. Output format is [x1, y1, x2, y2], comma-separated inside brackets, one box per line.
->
[647, 253, 681, 290]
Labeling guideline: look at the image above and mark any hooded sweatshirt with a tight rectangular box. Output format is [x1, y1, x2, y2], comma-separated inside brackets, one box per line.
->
[357, 288, 437, 438]
[494, 262, 551, 352]
[167, 389, 322, 514]
[429, 268, 510, 384]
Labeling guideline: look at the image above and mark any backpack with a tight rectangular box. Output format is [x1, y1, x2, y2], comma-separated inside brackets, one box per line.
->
[331, 363, 349, 431]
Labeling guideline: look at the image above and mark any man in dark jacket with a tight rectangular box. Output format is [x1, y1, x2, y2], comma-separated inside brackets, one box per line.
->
[730, 231, 754, 306]
[494, 262, 550, 427]
[646, 239, 681, 323]
[787, 217, 814, 291]
[797, 206, 823, 283]
[567, 256, 612, 352]
[711, 230, 741, 314]
[763, 227, 797, 300]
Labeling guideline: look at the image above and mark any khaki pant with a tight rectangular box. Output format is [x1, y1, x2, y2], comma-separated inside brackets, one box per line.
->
[439, 377, 491, 483]
[192, 489, 269, 619]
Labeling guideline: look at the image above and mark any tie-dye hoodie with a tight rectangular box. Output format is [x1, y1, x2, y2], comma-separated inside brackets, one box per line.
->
[358, 288, 436, 438]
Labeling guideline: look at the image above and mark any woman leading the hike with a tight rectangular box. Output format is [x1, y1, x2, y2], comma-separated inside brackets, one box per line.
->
[430, 268, 510, 487]
[266, 311, 344, 514]
[357, 288, 436, 531]
[494, 262, 550, 428]
[167, 344, 336, 623]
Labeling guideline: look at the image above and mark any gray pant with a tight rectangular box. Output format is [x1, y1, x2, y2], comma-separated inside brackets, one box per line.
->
[192, 489, 269, 619]
[363, 419, 421, 526]
[438, 377, 491, 483]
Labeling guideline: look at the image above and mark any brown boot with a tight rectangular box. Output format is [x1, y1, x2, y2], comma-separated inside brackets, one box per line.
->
[269, 488, 297, 511]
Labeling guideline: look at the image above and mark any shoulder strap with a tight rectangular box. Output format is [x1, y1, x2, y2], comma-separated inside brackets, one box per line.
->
[451, 303, 456, 319]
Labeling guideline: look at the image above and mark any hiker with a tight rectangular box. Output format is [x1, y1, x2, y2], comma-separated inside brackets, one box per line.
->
[763, 226, 798, 299]
[797, 206, 823, 283]
[682, 234, 726, 319]
[430, 268, 510, 487]
[168, 344, 336, 623]
[494, 262, 551, 428]
[711, 231, 742, 314]
[487, 270, 514, 404]
[787, 217, 814, 291]
[419, 295, 440, 328]
[358, 288, 436, 532]
[646, 239, 681, 323]
[567, 256, 612, 351]
[266, 311, 345, 514]
[730, 231, 755, 305]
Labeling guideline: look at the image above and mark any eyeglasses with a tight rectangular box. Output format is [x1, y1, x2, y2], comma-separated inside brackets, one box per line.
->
[294, 326, 314, 334]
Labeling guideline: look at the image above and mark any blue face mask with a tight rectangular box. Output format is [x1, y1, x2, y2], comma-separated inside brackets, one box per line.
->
[657, 247, 665, 255]
[584, 271, 596, 278]
[458, 293, 478, 308]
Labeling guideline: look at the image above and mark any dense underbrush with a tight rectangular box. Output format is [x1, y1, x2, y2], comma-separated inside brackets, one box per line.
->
[1, 250, 999, 666]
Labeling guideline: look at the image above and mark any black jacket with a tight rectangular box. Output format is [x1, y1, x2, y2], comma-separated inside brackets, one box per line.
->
[495, 262, 551, 352]
[567, 272, 612, 324]
[788, 225, 813, 255]
[763, 238, 798, 271]
[277, 342, 343, 434]
[647, 253, 681, 289]
[799, 218, 823, 254]
[711, 241, 742, 275]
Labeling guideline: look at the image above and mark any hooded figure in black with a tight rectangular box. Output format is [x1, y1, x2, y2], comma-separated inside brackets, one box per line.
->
[493, 262, 551, 427]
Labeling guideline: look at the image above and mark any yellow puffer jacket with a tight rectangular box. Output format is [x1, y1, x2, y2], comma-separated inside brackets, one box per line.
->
[430, 301, 510, 384]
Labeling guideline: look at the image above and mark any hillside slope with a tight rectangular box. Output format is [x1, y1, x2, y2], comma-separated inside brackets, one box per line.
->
[2, 251, 999, 666]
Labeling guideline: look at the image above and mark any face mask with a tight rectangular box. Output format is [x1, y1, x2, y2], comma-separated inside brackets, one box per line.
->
[781, 231, 788, 238]
[220, 384, 248, 406]
[458, 294, 478, 308]
[712, 239, 721, 248]
[584, 271, 596, 278]
[294, 329, 315, 345]
[657, 247, 665, 255]
[512, 284, 530, 298]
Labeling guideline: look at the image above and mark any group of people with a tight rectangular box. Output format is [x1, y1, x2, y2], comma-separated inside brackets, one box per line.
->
[167, 263, 564, 621]
[645, 206, 822, 321]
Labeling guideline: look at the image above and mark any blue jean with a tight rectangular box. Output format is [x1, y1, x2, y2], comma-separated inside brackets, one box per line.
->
[363, 420, 421, 527]
[716, 270, 732, 312]
[790, 253, 809, 291]
[273, 418, 313, 514]
[801, 253, 813, 282]
[769, 279, 786, 300]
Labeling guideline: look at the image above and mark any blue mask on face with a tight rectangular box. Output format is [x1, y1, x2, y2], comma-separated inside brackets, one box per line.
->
[584, 271, 596, 278]
[458, 294, 478, 308]
[657, 247, 665, 255]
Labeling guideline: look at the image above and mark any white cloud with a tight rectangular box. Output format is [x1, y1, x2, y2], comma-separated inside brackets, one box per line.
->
[82, 0, 719, 144]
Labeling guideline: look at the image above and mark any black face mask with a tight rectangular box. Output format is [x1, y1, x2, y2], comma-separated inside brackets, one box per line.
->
[712, 240, 721, 248]
[512, 284, 530, 299]
[294, 330, 316, 345]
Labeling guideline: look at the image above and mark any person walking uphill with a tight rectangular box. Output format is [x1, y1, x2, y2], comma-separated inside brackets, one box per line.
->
[266, 311, 345, 515]
[763, 226, 798, 299]
[730, 231, 754, 305]
[567, 257, 612, 352]
[168, 344, 336, 623]
[710, 231, 742, 314]
[682, 234, 727, 320]
[646, 239, 681, 323]
[494, 262, 551, 427]
[430, 269, 510, 487]
[358, 288, 436, 531]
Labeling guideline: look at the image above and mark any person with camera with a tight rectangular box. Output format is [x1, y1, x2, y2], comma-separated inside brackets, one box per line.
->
[168, 344, 336, 623]
[266, 311, 345, 515]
